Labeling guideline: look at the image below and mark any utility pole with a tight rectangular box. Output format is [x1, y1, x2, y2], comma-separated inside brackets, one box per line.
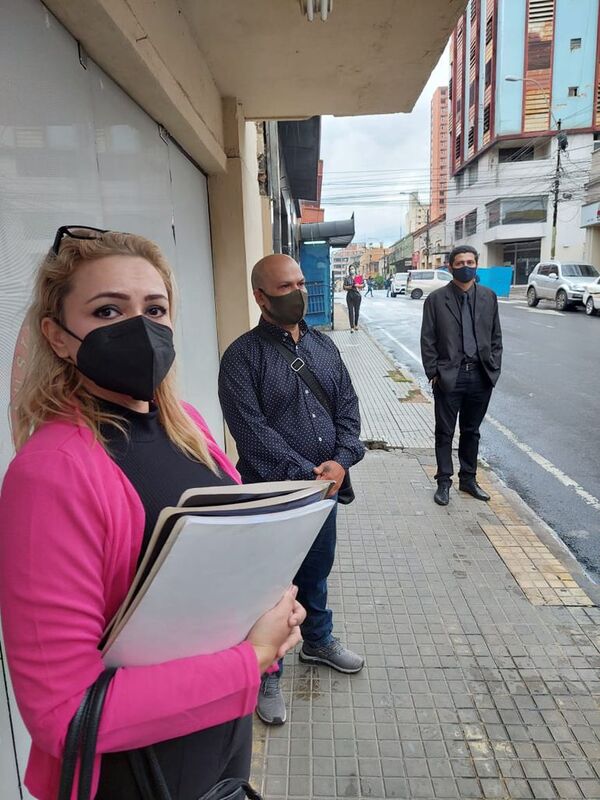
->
[551, 119, 567, 260]
[424, 207, 431, 268]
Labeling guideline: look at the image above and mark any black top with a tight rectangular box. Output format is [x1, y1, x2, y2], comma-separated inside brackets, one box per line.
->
[96, 399, 238, 799]
[99, 399, 235, 559]
[218, 317, 364, 483]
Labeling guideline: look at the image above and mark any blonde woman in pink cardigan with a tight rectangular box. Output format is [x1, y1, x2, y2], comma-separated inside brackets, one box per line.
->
[0, 226, 305, 800]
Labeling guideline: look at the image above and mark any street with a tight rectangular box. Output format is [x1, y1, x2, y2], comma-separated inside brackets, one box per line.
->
[347, 290, 600, 581]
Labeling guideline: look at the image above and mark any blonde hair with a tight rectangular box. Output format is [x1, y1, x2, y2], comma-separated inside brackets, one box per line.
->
[13, 230, 217, 472]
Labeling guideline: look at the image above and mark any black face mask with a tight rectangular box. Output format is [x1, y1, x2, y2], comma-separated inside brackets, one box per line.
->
[260, 288, 308, 326]
[58, 315, 176, 401]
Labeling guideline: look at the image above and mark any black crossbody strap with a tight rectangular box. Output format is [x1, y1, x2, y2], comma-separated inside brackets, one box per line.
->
[255, 327, 334, 418]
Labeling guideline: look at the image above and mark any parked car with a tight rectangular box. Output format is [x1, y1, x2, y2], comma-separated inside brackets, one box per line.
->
[390, 272, 408, 297]
[406, 268, 452, 299]
[583, 276, 600, 316]
[526, 261, 600, 311]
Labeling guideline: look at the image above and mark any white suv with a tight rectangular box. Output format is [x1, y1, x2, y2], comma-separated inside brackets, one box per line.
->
[527, 261, 600, 311]
[406, 268, 452, 299]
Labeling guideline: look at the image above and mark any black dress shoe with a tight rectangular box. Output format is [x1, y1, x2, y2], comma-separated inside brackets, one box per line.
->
[434, 483, 450, 506]
[458, 480, 490, 501]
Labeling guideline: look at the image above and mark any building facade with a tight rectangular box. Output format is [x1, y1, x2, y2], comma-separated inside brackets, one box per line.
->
[387, 233, 415, 273]
[406, 191, 430, 234]
[430, 86, 449, 221]
[447, 0, 600, 283]
[413, 216, 450, 269]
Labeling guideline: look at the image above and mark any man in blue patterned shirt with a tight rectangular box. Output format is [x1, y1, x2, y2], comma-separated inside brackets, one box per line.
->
[219, 254, 365, 726]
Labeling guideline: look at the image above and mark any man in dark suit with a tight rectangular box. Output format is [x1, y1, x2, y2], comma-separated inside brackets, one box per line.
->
[420, 246, 502, 506]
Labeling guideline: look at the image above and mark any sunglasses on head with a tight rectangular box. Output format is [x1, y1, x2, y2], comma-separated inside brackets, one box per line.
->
[51, 225, 109, 256]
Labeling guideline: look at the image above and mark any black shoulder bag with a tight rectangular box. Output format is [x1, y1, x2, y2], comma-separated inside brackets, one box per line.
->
[255, 327, 355, 504]
[58, 669, 262, 800]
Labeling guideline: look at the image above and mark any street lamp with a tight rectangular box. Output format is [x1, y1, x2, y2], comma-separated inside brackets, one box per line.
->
[504, 75, 566, 259]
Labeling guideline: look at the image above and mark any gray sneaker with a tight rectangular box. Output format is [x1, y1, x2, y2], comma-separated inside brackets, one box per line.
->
[256, 673, 286, 725]
[299, 637, 365, 673]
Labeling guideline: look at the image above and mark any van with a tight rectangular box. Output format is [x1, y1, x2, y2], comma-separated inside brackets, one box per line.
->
[406, 268, 452, 299]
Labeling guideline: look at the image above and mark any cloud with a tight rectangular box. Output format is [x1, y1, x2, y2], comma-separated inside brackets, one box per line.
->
[320, 46, 450, 246]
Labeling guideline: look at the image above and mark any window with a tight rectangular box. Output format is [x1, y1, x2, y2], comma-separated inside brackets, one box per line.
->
[454, 219, 464, 239]
[468, 126, 475, 149]
[538, 265, 550, 276]
[594, 132, 600, 152]
[469, 81, 476, 107]
[485, 60, 492, 88]
[562, 263, 599, 277]
[465, 209, 477, 235]
[455, 133, 462, 159]
[568, 86, 580, 97]
[499, 145, 534, 162]
[486, 17, 493, 45]
[438, 271, 452, 281]
[456, 172, 464, 192]
[486, 195, 547, 227]
[420, 271, 435, 280]
[483, 104, 491, 133]
[449, 77, 453, 100]
[570, 38, 582, 51]
[468, 162, 478, 185]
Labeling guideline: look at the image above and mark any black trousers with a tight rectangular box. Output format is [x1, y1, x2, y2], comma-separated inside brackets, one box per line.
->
[433, 364, 492, 484]
[346, 291, 361, 328]
[96, 715, 252, 800]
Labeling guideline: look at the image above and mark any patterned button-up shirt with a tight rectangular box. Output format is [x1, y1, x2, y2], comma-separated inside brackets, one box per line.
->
[218, 317, 365, 482]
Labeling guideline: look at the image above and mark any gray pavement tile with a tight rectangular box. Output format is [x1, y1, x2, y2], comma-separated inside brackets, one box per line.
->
[576, 779, 600, 797]
[528, 779, 558, 798]
[383, 777, 409, 797]
[335, 776, 360, 797]
[455, 777, 483, 797]
[480, 778, 507, 798]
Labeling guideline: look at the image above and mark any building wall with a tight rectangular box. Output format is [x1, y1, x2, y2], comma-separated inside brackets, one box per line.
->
[430, 86, 449, 221]
[406, 192, 430, 233]
[452, 0, 600, 171]
[446, 134, 592, 278]
[447, 0, 600, 281]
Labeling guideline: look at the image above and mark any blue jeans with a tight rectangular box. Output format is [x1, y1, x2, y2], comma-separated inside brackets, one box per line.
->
[276, 503, 338, 676]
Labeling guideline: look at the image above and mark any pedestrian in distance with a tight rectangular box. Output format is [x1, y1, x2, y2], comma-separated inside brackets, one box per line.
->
[219, 253, 366, 727]
[343, 265, 362, 332]
[420, 245, 503, 507]
[385, 276, 392, 297]
[0, 227, 305, 800]
[364, 276, 374, 297]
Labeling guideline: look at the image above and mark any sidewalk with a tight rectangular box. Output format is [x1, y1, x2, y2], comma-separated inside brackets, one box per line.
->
[252, 312, 600, 800]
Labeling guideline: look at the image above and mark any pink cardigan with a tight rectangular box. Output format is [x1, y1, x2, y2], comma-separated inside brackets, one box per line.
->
[0, 404, 260, 800]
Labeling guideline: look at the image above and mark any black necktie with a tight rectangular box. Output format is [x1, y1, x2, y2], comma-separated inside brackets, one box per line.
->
[461, 292, 477, 359]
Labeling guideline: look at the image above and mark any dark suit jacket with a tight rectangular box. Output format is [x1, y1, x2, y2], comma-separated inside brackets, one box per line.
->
[420, 282, 503, 393]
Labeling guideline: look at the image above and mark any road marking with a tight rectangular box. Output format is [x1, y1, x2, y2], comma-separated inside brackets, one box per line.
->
[487, 416, 600, 512]
[517, 307, 564, 316]
[376, 327, 423, 366]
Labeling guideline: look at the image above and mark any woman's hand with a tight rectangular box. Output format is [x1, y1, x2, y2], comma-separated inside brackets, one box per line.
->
[246, 586, 306, 673]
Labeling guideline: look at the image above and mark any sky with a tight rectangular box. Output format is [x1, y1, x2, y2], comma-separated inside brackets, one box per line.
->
[319, 47, 450, 247]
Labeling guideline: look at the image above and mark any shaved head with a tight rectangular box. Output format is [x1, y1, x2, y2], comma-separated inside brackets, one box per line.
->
[251, 254, 301, 291]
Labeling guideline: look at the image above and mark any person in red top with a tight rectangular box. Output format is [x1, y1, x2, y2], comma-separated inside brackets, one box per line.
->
[0, 226, 305, 800]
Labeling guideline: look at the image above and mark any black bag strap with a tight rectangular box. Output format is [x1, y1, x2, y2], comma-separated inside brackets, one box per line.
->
[58, 668, 117, 800]
[77, 669, 117, 800]
[254, 327, 334, 418]
[57, 685, 95, 800]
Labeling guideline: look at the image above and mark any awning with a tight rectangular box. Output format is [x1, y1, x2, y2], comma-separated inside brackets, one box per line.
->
[300, 217, 355, 248]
